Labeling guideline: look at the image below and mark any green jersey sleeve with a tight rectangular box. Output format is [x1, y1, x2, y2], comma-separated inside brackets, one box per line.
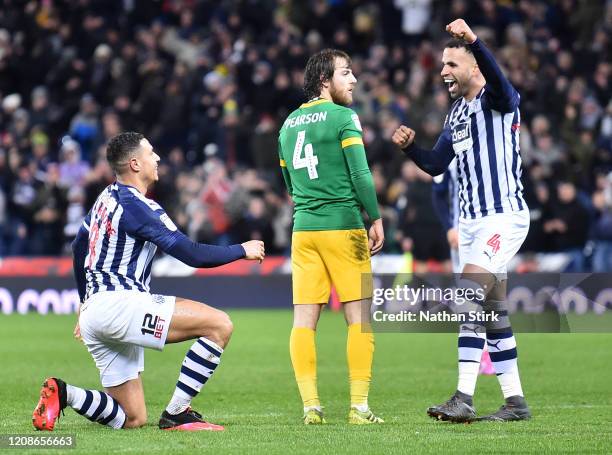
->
[278, 138, 293, 196]
[337, 110, 381, 221]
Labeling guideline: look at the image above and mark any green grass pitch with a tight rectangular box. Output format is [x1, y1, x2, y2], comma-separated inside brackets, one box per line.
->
[2, 310, 612, 454]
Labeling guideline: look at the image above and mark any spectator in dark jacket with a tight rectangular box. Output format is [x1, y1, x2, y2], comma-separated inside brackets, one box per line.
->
[543, 181, 590, 271]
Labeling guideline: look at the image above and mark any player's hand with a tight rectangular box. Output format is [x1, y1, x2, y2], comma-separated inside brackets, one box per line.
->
[447, 228, 459, 249]
[73, 322, 83, 343]
[73, 303, 83, 343]
[242, 240, 265, 262]
[368, 218, 385, 256]
[446, 19, 477, 44]
[391, 126, 416, 150]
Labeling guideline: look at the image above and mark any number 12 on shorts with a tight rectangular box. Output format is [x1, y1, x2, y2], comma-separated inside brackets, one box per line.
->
[141, 313, 165, 338]
[293, 130, 319, 179]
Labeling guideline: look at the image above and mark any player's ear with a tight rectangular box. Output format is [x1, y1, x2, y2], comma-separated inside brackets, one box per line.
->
[128, 156, 140, 172]
[320, 73, 330, 89]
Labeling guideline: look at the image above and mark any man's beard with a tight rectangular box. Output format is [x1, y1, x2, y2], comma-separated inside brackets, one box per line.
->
[329, 83, 350, 106]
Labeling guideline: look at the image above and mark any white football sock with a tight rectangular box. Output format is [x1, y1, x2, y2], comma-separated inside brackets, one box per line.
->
[66, 384, 87, 409]
[498, 370, 524, 398]
[457, 362, 480, 397]
[166, 394, 191, 415]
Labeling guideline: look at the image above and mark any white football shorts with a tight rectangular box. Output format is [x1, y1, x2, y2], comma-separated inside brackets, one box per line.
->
[79, 290, 175, 387]
[458, 209, 530, 280]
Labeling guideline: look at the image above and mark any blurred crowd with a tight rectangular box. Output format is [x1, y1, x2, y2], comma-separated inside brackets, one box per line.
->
[0, 0, 610, 271]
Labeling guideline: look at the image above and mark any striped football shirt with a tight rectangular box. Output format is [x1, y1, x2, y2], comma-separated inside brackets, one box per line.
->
[445, 89, 525, 219]
[83, 182, 180, 299]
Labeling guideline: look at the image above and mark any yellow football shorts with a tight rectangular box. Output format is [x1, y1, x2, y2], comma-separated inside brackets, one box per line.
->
[291, 229, 373, 305]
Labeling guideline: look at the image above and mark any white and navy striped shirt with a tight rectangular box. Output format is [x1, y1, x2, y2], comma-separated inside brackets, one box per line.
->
[405, 38, 527, 220]
[82, 182, 180, 300]
[445, 88, 525, 219]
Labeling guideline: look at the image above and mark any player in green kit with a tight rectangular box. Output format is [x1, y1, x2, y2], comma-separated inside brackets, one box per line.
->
[278, 49, 385, 425]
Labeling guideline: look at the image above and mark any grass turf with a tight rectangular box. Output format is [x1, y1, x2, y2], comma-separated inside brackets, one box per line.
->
[2, 309, 611, 454]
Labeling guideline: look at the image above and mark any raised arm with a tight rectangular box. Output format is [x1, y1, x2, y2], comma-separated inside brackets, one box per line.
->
[470, 38, 518, 112]
[446, 19, 519, 112]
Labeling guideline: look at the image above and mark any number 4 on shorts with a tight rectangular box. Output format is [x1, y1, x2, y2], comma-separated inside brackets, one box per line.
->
[486, 233, 501, 254]
[293, 130, 319, 179]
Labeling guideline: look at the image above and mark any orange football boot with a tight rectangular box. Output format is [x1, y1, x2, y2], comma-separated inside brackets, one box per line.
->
[33, 378, 67, 431]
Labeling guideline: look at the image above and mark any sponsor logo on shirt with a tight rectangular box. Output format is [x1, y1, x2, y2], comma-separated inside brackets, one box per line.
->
[451, 122, 472, 153]
[351, 113, 362, 131]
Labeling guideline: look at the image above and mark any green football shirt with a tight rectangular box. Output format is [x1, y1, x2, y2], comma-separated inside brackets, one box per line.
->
[278, 98, 380, 231]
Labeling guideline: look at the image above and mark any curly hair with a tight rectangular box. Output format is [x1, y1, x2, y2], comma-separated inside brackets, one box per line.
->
[303, 49, 351, 101]
[106, 131, 144, 175]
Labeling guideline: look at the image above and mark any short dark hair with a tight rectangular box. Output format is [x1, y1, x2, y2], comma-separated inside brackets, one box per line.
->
[444, 39, 473, 54]
[303, 48, 351, 100]
[107, 132, 144, 175]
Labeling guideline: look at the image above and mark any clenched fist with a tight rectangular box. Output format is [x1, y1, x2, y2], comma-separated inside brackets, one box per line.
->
[391, 125, 416, 150]
[242, 240, 265, 262]
[446, 19, 477, 44]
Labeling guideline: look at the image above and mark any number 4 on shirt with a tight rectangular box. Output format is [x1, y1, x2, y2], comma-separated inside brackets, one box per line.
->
[293, 130, 319, 179]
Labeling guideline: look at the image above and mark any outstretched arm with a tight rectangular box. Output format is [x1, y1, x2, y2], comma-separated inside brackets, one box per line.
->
[164, 233, 264, 267]
[123, 198, 265, 267]
[392, 125, 455, 176]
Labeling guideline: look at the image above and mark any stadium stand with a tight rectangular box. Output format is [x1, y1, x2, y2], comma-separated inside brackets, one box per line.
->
[0, 0, 610, 271]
